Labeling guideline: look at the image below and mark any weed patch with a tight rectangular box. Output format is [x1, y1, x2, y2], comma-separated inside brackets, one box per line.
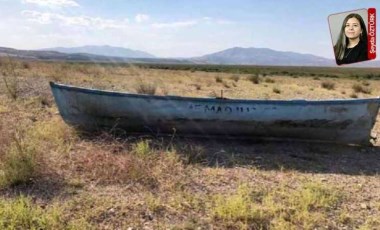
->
[0, 196, 90, 229]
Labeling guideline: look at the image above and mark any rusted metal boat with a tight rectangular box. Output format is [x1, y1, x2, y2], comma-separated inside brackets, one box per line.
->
[50, 82, 380, 145]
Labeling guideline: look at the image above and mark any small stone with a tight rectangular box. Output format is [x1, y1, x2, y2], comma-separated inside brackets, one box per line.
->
[360, 203, 369, 209]
[108, 208, 115, 214]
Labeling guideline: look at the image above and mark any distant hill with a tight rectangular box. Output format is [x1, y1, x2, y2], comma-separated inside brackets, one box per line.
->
[192, 47, 335, 66]
[40, 45, 156, 58]
[1, 46, 379, 67]
[0, 47, 192, 64]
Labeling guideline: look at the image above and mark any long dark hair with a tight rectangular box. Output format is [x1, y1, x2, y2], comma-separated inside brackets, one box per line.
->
[334, 13, 368, 60]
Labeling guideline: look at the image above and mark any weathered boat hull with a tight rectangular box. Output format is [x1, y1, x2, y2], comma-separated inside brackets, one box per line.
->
[50, 82, 380, 145]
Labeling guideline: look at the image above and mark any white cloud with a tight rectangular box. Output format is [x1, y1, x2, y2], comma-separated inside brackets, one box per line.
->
[152, 20, 198, 29]
[135, 14, 149, 23]
[21, 10, 129, 29]
[22, 0, 79, 7]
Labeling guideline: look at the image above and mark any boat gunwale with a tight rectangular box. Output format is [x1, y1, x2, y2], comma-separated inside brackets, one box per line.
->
[50, 82, 380, 105]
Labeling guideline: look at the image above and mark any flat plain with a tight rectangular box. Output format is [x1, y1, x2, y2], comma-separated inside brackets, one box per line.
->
[1, 59, 380, 229]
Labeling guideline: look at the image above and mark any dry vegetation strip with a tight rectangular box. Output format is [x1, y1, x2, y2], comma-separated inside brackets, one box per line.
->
[0, 58, 379, 229]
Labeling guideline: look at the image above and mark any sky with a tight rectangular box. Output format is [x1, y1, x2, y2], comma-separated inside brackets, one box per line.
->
[0, 0, 378, 58]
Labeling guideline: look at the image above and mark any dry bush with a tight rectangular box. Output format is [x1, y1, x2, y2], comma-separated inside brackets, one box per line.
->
[0, 131, 37, 186]
[248, 75, 260, 84]
[173, 142, 208, 165]
[265, 78, 275, 83]
[230, 75, 239, 82]
[352, 83, 371, 94]
[215, 76, 223, 83]
[194, 84, 202, 90]
[273, 87, 281, 94]
[135, 79, 157, 95]
[0, 57, 20, 100]
[321, 81, 335, 90]
[22, 61, 31, 69]
[362, 81, 370, 86]
[349, 93, 358, 98]
[222, 81, 230, 88]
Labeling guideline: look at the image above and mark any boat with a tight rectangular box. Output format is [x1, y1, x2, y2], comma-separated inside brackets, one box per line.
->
[50, 82, 380, 145]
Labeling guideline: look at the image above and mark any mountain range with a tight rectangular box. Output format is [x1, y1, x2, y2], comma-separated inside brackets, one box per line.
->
[40, 45, 155, 59]
[0, 45, 378, 67]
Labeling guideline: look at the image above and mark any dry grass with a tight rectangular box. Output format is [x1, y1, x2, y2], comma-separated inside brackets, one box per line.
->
[0, 59, 380, 229]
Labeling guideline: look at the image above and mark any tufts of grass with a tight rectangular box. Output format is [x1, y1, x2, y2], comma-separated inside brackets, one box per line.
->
[321, 81, 335, 90]
[0, 196, 90, 229]
[289, 182, 342, 212]
[0, 57, 20, 100]
[175, 143, 207, 165]
[0, 118, 76, 187]
[212, 184, 270, 229]
[0, 131, 37, 187]
[352, 84, 371, 94]
[209, 181, 343, 229]
[132, 139, 152, 157]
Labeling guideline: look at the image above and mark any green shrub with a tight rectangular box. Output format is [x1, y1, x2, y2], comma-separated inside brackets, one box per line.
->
[212, 184, 270, 229]
[0, 196, 90, 229]
[132, 139, 152, 157]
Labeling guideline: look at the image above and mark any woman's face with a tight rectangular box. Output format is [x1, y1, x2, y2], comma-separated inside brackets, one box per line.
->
[344, 17, 362, 40]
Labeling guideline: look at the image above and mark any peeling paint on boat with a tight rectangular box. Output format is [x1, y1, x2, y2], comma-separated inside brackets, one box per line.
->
[50, 82, 380, 145]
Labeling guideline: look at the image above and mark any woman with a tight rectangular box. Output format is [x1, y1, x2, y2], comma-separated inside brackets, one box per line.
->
[334, 13, 368, 65]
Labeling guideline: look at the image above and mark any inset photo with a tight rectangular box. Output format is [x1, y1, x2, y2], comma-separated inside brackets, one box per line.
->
[328, 9, 376, 65]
